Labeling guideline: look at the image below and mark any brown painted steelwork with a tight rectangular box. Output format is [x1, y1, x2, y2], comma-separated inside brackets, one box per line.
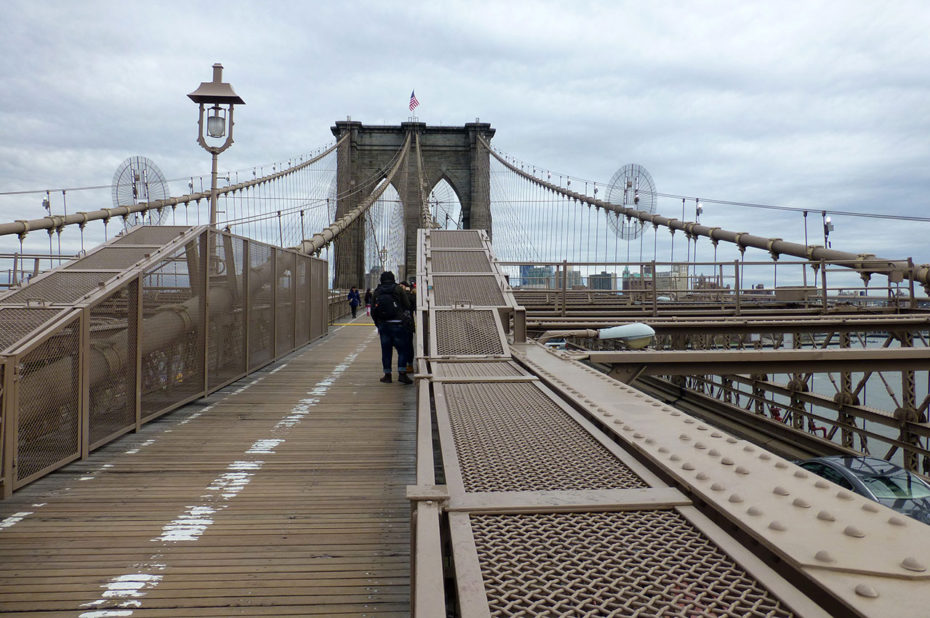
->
[409, 228, 930, 617]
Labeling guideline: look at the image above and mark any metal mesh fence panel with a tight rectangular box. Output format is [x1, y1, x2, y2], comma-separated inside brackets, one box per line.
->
[248, 243, 274, 370]
[208, 234, 246, 390]
[113, 226, 191, 246]
[0, 307, 66, 353]
[444, 382, 647, 492]
[310, 258, 326, 340]
[431, 230, 484, 248]
[435, 310, 504, 356]
[140, 239, 204, 419]
[88, 282, 136, 447]
[275, 249, 296, 355]
[296, 257, 310, 345]
[433, 361, 524, 378]
[0, 271, 116, 306]
[16, 317, 81, 482]
[431, 250, 493, 273]
[470, 511, 796, 617]
[433, 275, 505, 306]
[65, 246, 155, 271]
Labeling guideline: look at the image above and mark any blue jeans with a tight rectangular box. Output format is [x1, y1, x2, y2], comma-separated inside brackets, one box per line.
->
[378, 322, 411, 374]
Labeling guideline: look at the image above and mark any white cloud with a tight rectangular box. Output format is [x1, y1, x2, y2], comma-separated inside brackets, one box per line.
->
[0, 0, 928, 263]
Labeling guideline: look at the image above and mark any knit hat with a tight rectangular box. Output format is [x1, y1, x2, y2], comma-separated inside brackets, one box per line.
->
[380, 271, 396, 284]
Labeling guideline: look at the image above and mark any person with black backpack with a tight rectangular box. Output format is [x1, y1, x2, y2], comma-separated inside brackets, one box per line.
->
[371, 271, 413, 384]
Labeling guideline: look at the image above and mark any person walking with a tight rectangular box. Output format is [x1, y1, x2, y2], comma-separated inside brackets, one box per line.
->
[364, 288, 373, 316]
[347, 286, 361, 319]
[371, 271, 412, 384]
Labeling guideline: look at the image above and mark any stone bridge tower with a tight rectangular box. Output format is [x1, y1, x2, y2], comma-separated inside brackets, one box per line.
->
[331, 120, 495, 288]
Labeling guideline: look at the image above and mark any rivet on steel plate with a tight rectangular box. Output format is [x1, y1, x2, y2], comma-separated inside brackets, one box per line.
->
[683, 418, 695, 424]
[792, 498, 810, 508]
[888, 516, 907, 526]
[901, 557, 926, 572]
[743, 445, 756, 452]
[837, 492, 855, 501]
[697, 425, 708, 430]
[814, 480, 830, 489]
[759, 453, 771, 460]
[793, 470, 808, 478]
[696, 473, 709, 480]
[773, 486, 790, 496]
[670, 454, 681, 462]
[711, 432, 722, 438]
[711, 483, 725, 491]
[652, 402, 662, 407]
[728, 494, 743, 503]
[768, 521, 787, 531]
[623, 425, 633, 432]
[843, 525, 866, 538]
[645, 438, 655, 445]
[854, 584, 879, 598]
[633, 432, 644, 439]
[670, 410, 680, 415]
[708, 449, 720, 457]
[721, 457, 734, 465]
[735, 466, 750, 475]
[613, 419, 623, 425]
[726, 437, 738, 444]
[747, 506, 763, 516]
[658, 447, 669, 454]
[694, 441, 707, 449]
[774, 461, 788, 469]
[814, 550, 834, 563]
[682, 462, 695, 471]
[817, 510, 836, 522]
[861, 502, 880, 513]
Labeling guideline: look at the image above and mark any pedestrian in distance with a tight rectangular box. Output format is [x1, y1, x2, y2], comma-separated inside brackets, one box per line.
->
[364, 288, 373, 316]
[371, 271, 413, 384]
[347, 286, 361, 319]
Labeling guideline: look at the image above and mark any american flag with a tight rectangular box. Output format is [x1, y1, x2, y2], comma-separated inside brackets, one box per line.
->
[409, 90, 420, 112]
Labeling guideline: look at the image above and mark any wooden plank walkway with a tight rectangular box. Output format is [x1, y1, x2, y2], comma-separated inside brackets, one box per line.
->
[0, 316, 416, 616]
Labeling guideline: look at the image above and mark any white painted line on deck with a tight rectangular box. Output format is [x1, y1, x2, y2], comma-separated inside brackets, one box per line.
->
[81, 329, 376, 614]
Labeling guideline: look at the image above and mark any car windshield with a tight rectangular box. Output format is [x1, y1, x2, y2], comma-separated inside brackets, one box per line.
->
[859, 471, 930, 500]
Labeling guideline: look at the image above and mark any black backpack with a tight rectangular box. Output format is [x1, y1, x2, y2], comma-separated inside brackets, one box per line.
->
[372, 286, 401, 321]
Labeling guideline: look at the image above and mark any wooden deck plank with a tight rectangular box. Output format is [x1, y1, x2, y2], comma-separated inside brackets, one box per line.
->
[0, 317, 416, 615]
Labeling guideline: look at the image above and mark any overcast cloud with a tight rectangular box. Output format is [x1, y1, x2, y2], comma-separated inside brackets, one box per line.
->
[1, 0, 928, 264]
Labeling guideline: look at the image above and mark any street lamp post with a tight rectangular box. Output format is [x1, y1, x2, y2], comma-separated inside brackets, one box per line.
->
[822, 212, 834, 248]
[187, 63, 245, 228]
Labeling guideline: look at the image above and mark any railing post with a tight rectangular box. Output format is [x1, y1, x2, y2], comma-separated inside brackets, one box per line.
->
[733, 260, 741, 316]
[820, 259, 828, 313]
[651, 260, 658, 317]
[1, 358, 13, 498]
[560, 259, 567, 318]
[79, 307, 90, 460]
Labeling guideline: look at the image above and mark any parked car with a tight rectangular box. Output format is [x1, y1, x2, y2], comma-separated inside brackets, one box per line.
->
[797, 456, 930, 525]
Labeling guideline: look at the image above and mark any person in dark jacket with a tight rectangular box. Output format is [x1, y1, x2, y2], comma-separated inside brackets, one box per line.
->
[364, 288, 373, 316]
[347, 287, 361, 318]
[371, 272, 412, 384]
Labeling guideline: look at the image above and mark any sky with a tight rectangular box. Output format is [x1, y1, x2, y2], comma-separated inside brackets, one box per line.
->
[1, 0, 929, 269]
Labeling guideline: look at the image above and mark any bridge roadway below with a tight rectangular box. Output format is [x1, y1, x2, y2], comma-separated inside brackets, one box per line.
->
[0, 315, 415, 616]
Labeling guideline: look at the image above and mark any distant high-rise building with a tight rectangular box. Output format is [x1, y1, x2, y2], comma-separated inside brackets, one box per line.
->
[519, 264, 554, 288]
[589, 271, 614, 290]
